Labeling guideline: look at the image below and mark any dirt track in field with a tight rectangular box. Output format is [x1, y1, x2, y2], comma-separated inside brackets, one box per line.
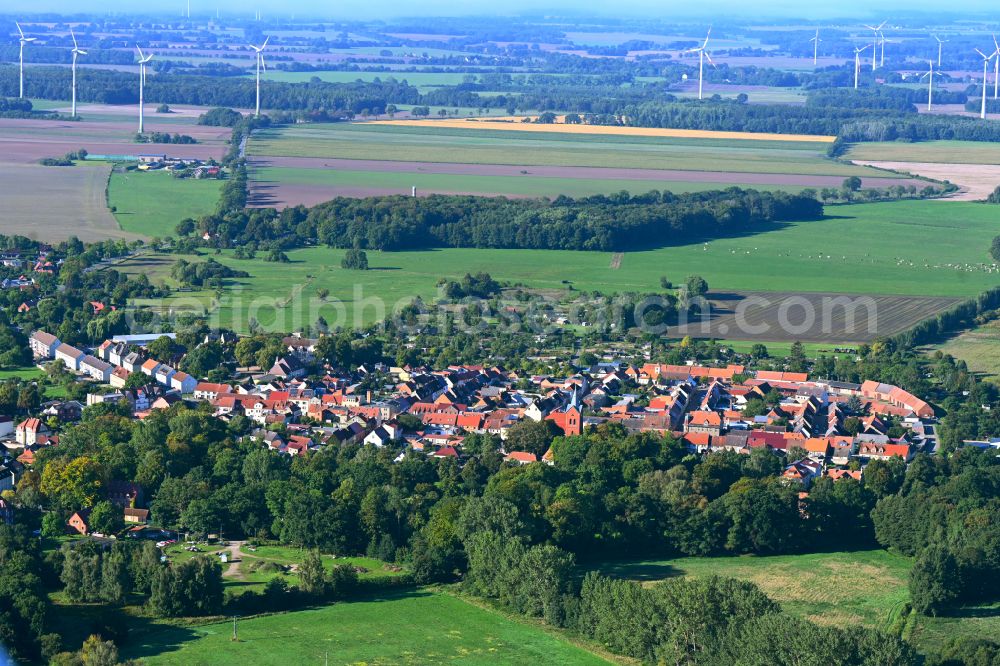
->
[667, 291, 961, 343]
[852, 160, 1000, 201]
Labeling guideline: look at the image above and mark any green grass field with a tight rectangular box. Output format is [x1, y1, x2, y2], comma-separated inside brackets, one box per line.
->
[845, 140, 1000, 165]
[248, 123, 881, 177]
[108, 171, 223, 238]
[114, 199, 1000, 332]
[594, 549, 1000, 654]
[254, 165, 803, 197]
[930, 319, 1000, 381]
[122, 589, 612, 665]
[595, 550, 912, 629]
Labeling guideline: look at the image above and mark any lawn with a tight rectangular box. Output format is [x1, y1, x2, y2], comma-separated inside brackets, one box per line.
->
[248, 122, 874, 177]
[930, 319, 1000, 381]
[108, 170, 222, 238]
[254, 165, 803, 198]
[0, 366, 44, 381]
[845, 140, 1000, 165]
[121, 589, 612, 665]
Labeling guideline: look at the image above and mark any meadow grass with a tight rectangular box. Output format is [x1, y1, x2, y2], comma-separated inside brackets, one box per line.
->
[248, 123, 876, 176]
[117, 199, 1000, 332]
[121, 589, 612, 665]
[108, 171, 222, 238]
[255, 165, 803, 197]
[845, 140, 1000, 165]
[929, 319, 1000, 381]
[593, 549, 913, 630]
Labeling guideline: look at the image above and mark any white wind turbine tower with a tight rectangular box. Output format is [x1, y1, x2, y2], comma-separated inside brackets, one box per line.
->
[854, 44, 870, 89]
[16, 23, 36, 99]
[70, 29, 87, 118]
[810, 29, 820, 66]
[136, 45, 154, 133]
[920, 59, 935, 112]
[250, 36, 269, 117]
[686, 28, 715, 100]
[878, 30, 888, 68]
[863, 21, 886, 70]
[933, 35, 946, 68]
[992, 35, 1000, 100]
[975, 48, 995, 119]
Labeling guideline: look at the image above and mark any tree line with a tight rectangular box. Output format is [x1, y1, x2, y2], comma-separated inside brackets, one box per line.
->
[194, 189, 822, 252]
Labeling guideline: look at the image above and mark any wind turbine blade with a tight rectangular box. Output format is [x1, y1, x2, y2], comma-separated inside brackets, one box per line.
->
[25, 37, 35, 42]
[704, 51, 716, 67]
[863, 24, 876, 31]
[877, 21, 887, 30]
[137, 44, 145, 60]
[262, 35, 270, 48]
[993, 34, 999, 53]
[77, 49, 87, 55]
[71, 28, 77, 48]
[976, 48, 989, 60]
[16, 22, 25, 38]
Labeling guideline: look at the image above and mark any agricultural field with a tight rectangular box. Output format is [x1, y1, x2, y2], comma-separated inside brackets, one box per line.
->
[0, 108, 229, 241]
[845, 140, 1000, 164]
[595, 549, 1000, 655]
[0, 162, 135, 242]
[930, 319, 1000, 381]
[114, 199, 998, 340]
[246, 122, 917, 205]
[121, 589, 612, 665]
[108, 170, 223, 238]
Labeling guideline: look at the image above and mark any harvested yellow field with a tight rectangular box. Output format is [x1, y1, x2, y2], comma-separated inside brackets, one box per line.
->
[367, 118, 836, 143]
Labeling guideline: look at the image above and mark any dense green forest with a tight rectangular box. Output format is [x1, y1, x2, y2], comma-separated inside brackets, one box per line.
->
[186, 189, 822, 252]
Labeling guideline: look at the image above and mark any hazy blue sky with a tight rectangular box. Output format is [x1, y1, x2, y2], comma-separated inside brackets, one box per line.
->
[2, 1, 997, 20]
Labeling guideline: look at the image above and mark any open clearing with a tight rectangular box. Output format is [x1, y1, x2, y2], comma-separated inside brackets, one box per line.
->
[594, 549, 1000, 655]
[595, 550, 912, 629]
[930, 319, 1000, 381]
[114, 200, 997, 336]
[121, 589, 611, 665]
[0, 163, 140, 242]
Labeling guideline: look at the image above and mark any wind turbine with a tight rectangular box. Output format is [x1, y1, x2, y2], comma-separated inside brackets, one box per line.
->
[249, 36, 269, 117]
[70, 28, 87, 118]
[810, 29, 820, 66]
[686, 28, 715, 101]
[878, 30, 887, 68]
[992, 35, 1000, 100]
[16, 23, 36, 99]
[920, 59, 935, 112]
[854, 44, 870, 90]
[975, 48, 995, 119]
[136, 45, 154, 133]
[933, 35, 946, 68]
[863, 21, 886, 70]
